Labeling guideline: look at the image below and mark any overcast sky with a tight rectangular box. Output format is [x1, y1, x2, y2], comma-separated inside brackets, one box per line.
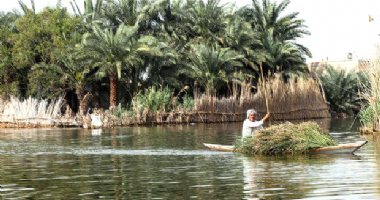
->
[2, 0, 380, 62]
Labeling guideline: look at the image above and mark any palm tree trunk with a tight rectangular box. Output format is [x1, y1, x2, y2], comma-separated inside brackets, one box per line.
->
[109, 75, 118, 109]
[76, 86, 85, 115]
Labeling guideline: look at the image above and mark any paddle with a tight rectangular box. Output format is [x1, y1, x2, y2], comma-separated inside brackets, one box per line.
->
[260, 63, 269, 114]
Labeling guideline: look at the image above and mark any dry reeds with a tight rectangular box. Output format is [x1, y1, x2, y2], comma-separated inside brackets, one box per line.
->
[360, 49, 380, 131]
[0, 96, 64, 125]
[193, 74, 330, 121]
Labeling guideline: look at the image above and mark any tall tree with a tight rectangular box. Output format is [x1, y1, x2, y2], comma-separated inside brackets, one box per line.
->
[81, 24, 161, 108]
[240, 0, 311, 76]
[0, 12, 20, 95]
[319, 66, 365, 115]
[185, 0, 228, 42]
[10, 7, 81, 98]
[185, 43, 243, 95]
[29, 47, 96, 114]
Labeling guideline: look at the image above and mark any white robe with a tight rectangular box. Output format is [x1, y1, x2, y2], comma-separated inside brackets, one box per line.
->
[241, 119, 264, 138]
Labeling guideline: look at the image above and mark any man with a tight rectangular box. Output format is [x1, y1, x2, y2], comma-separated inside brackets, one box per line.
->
[242, 109, 270, 138]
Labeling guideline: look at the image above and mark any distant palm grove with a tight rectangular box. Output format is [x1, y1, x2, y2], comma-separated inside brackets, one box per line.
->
[0, 0, 312, 117]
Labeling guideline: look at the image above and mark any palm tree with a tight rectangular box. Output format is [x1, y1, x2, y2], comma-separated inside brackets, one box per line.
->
[70, 0, 104, 25]
[185, 43, 243, 95]
[319, 66, 364, 115]
[29, 46, 97, 114]
[185, 0, 228, 42]
[139, 39, 181, 89]
[240, 0, 311, 76]
[17, 0, 36, 15]
[82, 23, 161, 108]
[262, 34, 308, 76]
[101, 0, 168, 34]
[222, 14, 266, 75]
[102, 0, 142, 30]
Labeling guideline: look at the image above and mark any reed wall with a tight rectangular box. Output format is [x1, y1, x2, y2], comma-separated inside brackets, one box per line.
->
[0, 76, 330, 127]
[132, 75, 330, 125]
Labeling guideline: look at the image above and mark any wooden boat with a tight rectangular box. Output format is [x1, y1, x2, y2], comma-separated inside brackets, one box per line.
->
[203, 143, 235, 152]
[203, 140, 368, 154]
[308, 141, 368, 154]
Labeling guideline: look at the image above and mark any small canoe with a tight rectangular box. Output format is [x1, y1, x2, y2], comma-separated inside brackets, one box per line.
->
[203, 143, 235, 152]
[309, 141, 368, 154]
[203, 140, 368, 154]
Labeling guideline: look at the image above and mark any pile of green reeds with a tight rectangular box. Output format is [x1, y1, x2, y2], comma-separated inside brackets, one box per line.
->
[235, 122, 337, 155]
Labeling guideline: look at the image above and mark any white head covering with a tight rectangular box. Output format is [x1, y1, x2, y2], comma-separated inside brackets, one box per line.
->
[246, 109, 257, 118]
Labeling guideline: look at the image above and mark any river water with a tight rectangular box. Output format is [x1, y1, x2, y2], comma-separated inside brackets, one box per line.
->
[0, 118, 378, 199]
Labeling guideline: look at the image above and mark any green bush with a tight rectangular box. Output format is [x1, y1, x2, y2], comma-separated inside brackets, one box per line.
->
[112, 103, 128, 118]
[179, 94, 194, 111]
[131, 86, 172, 114]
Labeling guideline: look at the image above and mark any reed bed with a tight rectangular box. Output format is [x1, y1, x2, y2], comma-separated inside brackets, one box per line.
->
[0, 96, 64, 125]
[360, 51, 380, 132]
[126, 75, 330, 125]
[193, 75, 330, 121]
[0, 75, 330, 127]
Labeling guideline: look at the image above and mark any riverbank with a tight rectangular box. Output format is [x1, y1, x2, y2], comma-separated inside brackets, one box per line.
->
[0, 110, 333, 129]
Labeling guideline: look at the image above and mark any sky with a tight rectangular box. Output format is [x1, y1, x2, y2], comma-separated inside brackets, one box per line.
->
[2, 0, 380, 62]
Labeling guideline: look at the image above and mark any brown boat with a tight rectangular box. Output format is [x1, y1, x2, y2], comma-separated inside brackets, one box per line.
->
[203, 140, 368, 154]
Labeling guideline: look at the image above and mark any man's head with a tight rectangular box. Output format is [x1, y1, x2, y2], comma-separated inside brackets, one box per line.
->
[246, 109, 256, 121]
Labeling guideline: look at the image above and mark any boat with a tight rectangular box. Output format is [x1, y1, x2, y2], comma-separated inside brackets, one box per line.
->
[308, 141, 368, 154]
[203, 140, 368, 154]
[203, 143, 235, 152]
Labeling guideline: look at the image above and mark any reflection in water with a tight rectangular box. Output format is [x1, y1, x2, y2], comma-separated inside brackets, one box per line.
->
[242, 156, 259, 200]
[0, 120, 379, 199]
[364, 134, 380, 197]
[240, 153, 376, 200]
[241, 155, 313, 199]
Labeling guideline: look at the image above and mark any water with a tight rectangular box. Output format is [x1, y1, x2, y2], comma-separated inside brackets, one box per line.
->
[0, 119, 378, 199]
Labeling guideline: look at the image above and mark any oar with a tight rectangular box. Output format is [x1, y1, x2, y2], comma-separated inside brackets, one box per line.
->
[260, 63, 269, 114]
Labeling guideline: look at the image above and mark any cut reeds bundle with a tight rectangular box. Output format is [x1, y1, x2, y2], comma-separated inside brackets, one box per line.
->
[235, 122, 337, 155]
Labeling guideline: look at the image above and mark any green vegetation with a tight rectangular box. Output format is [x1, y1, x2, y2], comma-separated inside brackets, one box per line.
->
[360, 103, 380, 129]
[319, 66, 367, 116]
[131, 86, 172, 114]
[178, 95, 194, 112]
[359, 54, 380, 132]
[234, 122, 337, 155]
[0, 0, 311, 117]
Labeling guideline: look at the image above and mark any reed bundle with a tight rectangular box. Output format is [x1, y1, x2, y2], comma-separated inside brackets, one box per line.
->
[235, 122, 337, 155]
